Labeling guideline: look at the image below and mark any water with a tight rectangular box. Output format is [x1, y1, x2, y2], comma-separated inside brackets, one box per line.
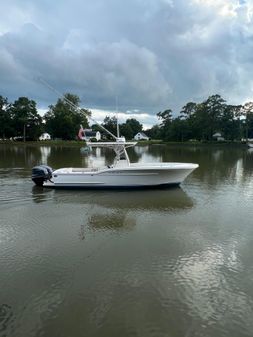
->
[1, 143, 253, 337]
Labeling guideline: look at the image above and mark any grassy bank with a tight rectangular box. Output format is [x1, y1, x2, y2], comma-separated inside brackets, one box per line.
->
[136, 140, 247, 147]
[0, 140, 86, 147]
[0, 139, 247, 147]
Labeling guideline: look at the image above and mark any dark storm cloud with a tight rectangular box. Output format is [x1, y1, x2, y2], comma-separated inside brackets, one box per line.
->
[0, 0, 253, 116]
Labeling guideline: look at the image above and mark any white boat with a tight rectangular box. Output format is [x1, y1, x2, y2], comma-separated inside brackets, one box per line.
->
[32, 138, 198, 189]
[31, 83, 198, 189]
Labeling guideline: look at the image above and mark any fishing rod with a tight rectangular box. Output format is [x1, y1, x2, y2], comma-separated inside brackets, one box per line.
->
[37, 77, 118, 140]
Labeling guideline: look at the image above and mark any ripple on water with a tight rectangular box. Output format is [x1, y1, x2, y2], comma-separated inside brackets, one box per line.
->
[0, 304, 15, 336]
[170, 245, 253, 335]
[0, 176, 53, 207]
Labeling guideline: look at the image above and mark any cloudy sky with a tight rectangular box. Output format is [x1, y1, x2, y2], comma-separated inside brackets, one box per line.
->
[0, 0, 253, 128]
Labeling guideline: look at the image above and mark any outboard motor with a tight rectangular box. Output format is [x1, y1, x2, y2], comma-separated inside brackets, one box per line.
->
[32, 165, 53, 186]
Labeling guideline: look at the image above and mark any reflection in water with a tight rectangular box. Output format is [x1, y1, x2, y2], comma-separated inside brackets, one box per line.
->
[48, 187, 194, 212]
[0, 304, 14, 336]
[39, 146, 51, 165]
[2, 144, 253, 337]
[172, 242, 253, 336]
[31, 187, 194, 234]
[88, 209, 136, 231]
[31, 187, 194, 232]
[32, 186, 53, 203]
[1, 143, 253, 190]
[133, 145, 162, 163]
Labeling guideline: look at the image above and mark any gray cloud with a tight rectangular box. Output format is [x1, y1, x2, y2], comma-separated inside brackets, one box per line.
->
[1, 0, 253, 116]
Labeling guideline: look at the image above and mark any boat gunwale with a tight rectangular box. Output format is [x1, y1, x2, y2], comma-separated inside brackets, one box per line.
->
[53, 163, 199, 175]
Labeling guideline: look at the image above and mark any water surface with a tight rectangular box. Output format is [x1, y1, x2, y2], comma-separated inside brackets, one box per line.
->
[1, 144, 253, 337]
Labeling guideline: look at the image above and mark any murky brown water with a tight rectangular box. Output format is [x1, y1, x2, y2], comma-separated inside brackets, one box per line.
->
[1, 143, 253, 337]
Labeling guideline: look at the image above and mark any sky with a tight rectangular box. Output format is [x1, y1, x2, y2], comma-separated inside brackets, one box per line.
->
[1, 0, 253, 128]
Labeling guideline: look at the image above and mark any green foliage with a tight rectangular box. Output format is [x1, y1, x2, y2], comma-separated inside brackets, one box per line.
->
[45, 93, 90, 140]
[157, 95, 246, 142]
[102, 116, 117, 139]
[9, 97, 42, 140]
[119, 122, 133, 140]
[0, 96, 13, 138]
[1, 92, 253, 143]
[120, 118, 143, 139]
[145, 125, 161, 140]
[101, 116, 143, 140]
[157, 109, 172, 141]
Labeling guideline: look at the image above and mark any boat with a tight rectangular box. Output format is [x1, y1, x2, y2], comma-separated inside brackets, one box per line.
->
[31, 135, 198, 189]
[31, 85, 199, 189]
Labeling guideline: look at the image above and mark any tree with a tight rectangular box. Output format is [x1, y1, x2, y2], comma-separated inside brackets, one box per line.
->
[169, 117, 189, 141]
[9, 97, 42, 141]
[45, 93, 90, 140]
[102, 116, 118, 139]
[119, 122, 133, 140]
[202, 94, 226, 140]
[180, 102, 197, 119]
[157, 109, 173, 141]
[241, 102, 253, 140]
[179, 102, 198, 140]
[125, 118, 142, 137]
[220, 105, 241, 140]
[145, 125, 161, 140]
[0, 96, 12, 139]
[185, 95, 226, 141]
[120, 118, 143, 139]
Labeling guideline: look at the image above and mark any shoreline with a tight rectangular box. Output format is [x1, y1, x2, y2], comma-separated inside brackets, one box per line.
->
[0, 140, 247, 147]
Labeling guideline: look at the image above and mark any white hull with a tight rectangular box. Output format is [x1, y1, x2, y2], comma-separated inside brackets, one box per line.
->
[43, 162, 198, 189]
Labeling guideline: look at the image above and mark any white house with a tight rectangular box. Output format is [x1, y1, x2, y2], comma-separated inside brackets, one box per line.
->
[78, 127, 101, 141]
[212, 132, 224, 141]
[83, 129, 101, 141]
[134, 132, 149, 141]
[39, 133, 51, 141]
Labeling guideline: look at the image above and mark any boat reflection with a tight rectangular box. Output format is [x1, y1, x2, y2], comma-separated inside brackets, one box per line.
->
[32, 187, 194, 233]
[87, 209, 136, 232]
[32, 186, 194, 211]
[32, 186, 53, 203]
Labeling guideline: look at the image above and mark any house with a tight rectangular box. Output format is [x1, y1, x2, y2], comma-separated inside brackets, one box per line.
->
[79, 129, 101, 141]
[84, 130, 101, 141]
[134, 132, 149, 141]
[39, 133, 51, 141]
[212, 132, 224, 141]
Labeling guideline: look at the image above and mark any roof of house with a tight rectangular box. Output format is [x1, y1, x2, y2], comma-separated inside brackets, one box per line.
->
[84, 131, 98, 137]
[212, 132, 222, 137]
[136, 132, 148, 137]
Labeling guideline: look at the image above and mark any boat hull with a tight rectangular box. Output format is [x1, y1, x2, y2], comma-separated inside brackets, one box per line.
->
[42, 163, 198, 189]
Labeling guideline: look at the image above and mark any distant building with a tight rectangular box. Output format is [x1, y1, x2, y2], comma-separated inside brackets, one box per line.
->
[212, 132, 224, 141]
[78, 128, 101, 141]
[39, 133, 51, 141]
[134, 132, 149, 141]
[84, 130, 101, 141]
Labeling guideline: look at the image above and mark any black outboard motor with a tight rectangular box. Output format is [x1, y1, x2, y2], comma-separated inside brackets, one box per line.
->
[32, 165, 53, 186]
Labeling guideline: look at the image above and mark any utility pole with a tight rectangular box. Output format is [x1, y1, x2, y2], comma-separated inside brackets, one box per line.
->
[23, 123, 26, 142]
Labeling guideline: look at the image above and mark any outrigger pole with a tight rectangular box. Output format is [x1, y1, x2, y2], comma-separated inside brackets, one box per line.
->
[37, 77, 118, 140]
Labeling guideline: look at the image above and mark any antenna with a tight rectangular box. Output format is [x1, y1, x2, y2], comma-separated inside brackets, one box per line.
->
[37, 77, 117, 140]
[116, 96, 120, 138]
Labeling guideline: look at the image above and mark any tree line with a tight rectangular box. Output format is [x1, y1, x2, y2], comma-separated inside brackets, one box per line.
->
[1, 93, 253, 141]
[0, 94, 90, 141]
[0, 93, 143, 141]
[147, 95, 253, 142]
